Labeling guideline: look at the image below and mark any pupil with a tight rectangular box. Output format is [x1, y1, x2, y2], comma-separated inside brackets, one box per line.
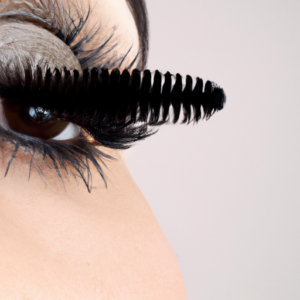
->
[28, 107, 52, 123]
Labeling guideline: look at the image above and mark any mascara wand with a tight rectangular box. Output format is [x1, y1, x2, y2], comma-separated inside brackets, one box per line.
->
[0, 66, 226, 126]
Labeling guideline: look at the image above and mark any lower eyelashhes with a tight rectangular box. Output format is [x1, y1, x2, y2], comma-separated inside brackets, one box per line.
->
[0, 124, 113, 193]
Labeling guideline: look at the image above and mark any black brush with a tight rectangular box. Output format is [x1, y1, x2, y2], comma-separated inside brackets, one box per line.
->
[0, 66, 226, 121]
[0, 66, 226, 149]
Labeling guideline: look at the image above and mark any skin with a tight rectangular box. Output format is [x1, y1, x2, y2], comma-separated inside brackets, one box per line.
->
[0, 0, 188, 299]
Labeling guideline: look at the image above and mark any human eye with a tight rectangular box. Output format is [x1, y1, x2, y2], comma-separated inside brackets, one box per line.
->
[0, 102, 80, 141]
[0, 84, 109, 193]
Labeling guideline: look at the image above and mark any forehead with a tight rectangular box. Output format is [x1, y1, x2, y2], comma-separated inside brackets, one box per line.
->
[0, 0, 140, 70]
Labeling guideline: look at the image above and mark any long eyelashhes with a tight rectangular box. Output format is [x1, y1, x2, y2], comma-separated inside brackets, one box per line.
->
[0, 66, 226, 192]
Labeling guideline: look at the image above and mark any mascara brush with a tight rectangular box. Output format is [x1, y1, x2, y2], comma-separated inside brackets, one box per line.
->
[0, 66, 226, 127]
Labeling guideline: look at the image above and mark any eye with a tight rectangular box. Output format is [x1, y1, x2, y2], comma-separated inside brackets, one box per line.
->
[0, 100, 80, 140]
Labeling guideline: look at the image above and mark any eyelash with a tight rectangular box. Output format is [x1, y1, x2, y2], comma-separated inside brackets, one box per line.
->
[0, 126, 112, 192]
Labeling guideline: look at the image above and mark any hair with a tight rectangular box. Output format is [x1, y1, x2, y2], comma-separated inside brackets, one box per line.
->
[125, 0, 149, 70]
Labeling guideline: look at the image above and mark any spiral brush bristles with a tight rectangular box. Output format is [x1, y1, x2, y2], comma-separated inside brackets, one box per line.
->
[0, 66, 226, 126]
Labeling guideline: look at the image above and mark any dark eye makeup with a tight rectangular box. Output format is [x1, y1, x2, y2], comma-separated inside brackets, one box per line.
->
[0, 1, 226, 192]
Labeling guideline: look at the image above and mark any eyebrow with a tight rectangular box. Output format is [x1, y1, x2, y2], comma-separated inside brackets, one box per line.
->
[0, 0, 139, 70]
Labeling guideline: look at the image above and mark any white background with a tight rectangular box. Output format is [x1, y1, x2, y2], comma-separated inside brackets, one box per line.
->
[126, 0, 300, 299]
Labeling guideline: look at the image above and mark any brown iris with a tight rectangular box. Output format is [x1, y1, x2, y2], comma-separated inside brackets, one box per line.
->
[2, 102, 68, 139]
